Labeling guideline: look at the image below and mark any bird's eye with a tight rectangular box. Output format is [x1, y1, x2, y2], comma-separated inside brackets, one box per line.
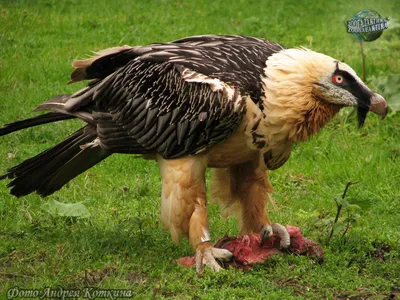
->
[333, 75, 344, 85]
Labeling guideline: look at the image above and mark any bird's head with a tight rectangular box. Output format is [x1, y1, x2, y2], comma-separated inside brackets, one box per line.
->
[263, 48, 387, 135]
[309, 54, 387, 127]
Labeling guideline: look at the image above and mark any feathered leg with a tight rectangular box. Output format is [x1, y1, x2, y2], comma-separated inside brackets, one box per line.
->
[211, 162, 290, 247]
[157, 156, 232, 272]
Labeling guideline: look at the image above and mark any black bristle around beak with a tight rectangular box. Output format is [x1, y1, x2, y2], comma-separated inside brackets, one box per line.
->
[357, 106, 369, 128]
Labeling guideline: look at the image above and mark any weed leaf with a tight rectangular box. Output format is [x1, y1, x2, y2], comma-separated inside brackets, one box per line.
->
[41, 199, 91, 218]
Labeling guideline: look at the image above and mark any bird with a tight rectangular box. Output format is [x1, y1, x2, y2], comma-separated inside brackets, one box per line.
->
[0, 35, 388, 272]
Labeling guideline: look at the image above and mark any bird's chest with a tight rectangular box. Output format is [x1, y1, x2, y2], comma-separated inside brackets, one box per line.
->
[202, 97, 293, 170]
[203, 129, 259, 168]
[249, 121, 293, 170]
[203, 130, 291, 170]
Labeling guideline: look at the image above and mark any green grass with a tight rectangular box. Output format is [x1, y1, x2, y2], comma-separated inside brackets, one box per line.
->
[1, 0, 400, 299]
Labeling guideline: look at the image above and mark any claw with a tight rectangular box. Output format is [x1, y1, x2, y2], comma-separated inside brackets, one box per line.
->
[260, 223, 290, 248]
[260, 224, 273, 245]
[271, 223, 290, 248]
[195, 241, 233, 273]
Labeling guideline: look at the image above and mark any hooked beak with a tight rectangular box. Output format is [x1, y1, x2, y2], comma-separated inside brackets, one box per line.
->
[369, 93, 388, 120]
[357, 92, 388, 127]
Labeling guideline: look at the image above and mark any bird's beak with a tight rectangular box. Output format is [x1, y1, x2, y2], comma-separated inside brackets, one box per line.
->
[369, 93, 388, 120]
[357, 92, 388, 127]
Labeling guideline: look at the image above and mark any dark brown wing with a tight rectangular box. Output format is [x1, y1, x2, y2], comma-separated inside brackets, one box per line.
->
[93, 59, 246, 158]
[39, 61, 246, 159]
[140, 35, 284, 105]
[71, 35, 284, 105]
[38, 35, 284, 159]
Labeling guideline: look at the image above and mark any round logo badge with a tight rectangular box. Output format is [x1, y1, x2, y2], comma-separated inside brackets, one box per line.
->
[347, 10, 389, 42]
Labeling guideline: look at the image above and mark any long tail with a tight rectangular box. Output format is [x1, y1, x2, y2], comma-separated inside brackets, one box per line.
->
[1, 44, 143, 197]
[1, 121, 110, 197]
[0, 45, 140, 197]
[0, 112, 75, 137]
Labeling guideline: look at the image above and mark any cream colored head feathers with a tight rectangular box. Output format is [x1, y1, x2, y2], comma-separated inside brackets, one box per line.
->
[261, 47, 378, 142]
[263, 47, 363, 108]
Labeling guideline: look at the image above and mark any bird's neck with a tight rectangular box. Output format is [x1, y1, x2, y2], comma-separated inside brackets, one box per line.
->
[291, 100, 342, 142]
[261, 94, 342, 144]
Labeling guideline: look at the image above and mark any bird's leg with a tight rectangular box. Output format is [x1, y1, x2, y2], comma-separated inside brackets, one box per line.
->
[157, 156, 232, 272]
[233, 163, 290, 248]
[189, 199, 232, 272]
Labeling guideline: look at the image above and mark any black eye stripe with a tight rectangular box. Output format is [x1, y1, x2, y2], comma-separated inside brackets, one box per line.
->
[333, 69, 371, 108]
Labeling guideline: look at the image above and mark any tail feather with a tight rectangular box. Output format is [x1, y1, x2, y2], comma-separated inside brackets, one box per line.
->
[1, 125, 110, 197]
[33, 94, 72, 112]
[1, 127, 90, 180]
[0, 112, 75, 137]
[37, 145, 110, 196]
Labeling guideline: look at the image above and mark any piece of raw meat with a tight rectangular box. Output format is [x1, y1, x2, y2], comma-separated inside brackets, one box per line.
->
[176, 226, 324, 271]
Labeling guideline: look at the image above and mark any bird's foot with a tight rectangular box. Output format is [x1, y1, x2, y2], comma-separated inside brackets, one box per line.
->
[195, 241, 233, 273]
[261, 223, 290, 248]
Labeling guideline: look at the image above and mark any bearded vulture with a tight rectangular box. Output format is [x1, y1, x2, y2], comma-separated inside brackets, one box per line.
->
[0, 35, 387, 272]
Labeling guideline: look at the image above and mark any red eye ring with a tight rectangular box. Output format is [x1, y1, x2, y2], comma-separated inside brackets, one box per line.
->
[333, 74, 344, 85]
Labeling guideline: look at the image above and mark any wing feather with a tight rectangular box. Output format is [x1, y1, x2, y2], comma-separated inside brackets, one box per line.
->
[90, 60, 246, 158]
[44, 35, 285, 158]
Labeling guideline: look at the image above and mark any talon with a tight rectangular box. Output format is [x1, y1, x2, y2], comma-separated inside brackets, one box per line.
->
[260, 224, 273, 245]
[271, 223, 290, 248]
[195, 241, 233, 273]
[212, 247, 233, 262]
[260, 223, 291, 248]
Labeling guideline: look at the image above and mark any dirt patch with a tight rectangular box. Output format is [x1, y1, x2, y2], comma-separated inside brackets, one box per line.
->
[84, 266, 118, 285]
[387, 287, 400, 299]
[127, 271, 147, 284]
[275, 276, 309, 297]
[370, 244, 392, 262]
[67, 266, 118, 286]
[336, 288, 375, 300]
